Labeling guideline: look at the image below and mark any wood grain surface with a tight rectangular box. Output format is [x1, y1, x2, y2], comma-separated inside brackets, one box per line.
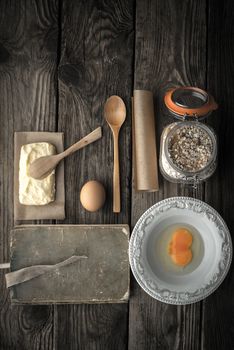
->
[202, 1, 234, 349]
[129, 1, 206, 349]
[0, 0, 234, 349]
[0, 1, 58, 349]
[55, 0, 133, 349]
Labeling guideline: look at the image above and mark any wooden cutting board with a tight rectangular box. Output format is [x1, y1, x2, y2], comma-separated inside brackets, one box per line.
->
[9, 225, 130, 304]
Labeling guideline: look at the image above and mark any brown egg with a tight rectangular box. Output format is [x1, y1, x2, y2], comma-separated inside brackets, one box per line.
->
[80, 180, 106, 212]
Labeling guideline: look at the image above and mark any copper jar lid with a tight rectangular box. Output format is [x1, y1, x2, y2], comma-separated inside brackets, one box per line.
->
[164, 87, 218, 119]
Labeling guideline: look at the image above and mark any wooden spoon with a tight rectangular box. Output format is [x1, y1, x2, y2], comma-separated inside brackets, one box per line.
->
[29, 127, 102, 180]
[104, 96, 126, 213]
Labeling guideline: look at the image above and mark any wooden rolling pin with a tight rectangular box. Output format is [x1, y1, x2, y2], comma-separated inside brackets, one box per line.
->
[133, 90, 159, 191]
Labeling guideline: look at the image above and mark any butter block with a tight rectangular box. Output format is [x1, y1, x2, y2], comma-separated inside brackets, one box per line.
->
[19, 142, 56, 205]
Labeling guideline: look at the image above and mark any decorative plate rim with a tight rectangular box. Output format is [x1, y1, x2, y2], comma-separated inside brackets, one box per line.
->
[129, 196, 232, 305]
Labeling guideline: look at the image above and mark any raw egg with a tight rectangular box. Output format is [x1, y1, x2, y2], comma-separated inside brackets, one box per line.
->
[80, 180, 106, 212]
[168, 228, 193, 267]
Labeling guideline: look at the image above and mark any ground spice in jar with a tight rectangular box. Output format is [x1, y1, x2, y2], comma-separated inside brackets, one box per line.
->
[168, 125, 213, 172]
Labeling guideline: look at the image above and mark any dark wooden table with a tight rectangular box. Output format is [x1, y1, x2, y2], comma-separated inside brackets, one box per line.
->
[0, 0, 234, 349]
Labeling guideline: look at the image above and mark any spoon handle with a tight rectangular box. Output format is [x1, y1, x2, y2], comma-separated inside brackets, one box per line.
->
[113, 130, 120, 213]
[60, 127, 102, 159]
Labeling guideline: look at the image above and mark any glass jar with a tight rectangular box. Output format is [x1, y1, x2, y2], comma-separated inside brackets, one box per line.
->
[159, 87, 218, 184]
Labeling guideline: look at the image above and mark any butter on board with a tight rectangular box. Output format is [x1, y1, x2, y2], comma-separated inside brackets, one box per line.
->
[9, 225, 130, 304]
[14, 132, 65, 221]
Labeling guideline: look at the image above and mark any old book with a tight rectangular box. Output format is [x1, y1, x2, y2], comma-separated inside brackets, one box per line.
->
[9, 225, 129, 304]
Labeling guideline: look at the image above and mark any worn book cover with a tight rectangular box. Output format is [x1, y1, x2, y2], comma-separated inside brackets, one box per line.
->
[9, 225, 129, 304]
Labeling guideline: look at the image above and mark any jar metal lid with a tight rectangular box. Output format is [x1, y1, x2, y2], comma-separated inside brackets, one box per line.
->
[164, 87, 218, 119]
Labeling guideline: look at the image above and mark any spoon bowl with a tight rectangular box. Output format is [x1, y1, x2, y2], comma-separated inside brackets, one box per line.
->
[104, 96, 126, 128]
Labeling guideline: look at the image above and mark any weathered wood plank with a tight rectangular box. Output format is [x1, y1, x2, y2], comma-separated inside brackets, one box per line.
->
[129, 0, 207, 349]
[202, 1, 234, 349]
[55, 0, 134, 348]
[0, 0, 58, 349]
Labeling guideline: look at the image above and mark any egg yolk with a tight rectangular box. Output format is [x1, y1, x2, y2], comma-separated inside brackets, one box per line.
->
[168, 228, 193, 267]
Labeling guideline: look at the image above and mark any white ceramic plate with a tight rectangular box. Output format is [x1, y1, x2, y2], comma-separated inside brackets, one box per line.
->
[129, 197, 232, 305]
